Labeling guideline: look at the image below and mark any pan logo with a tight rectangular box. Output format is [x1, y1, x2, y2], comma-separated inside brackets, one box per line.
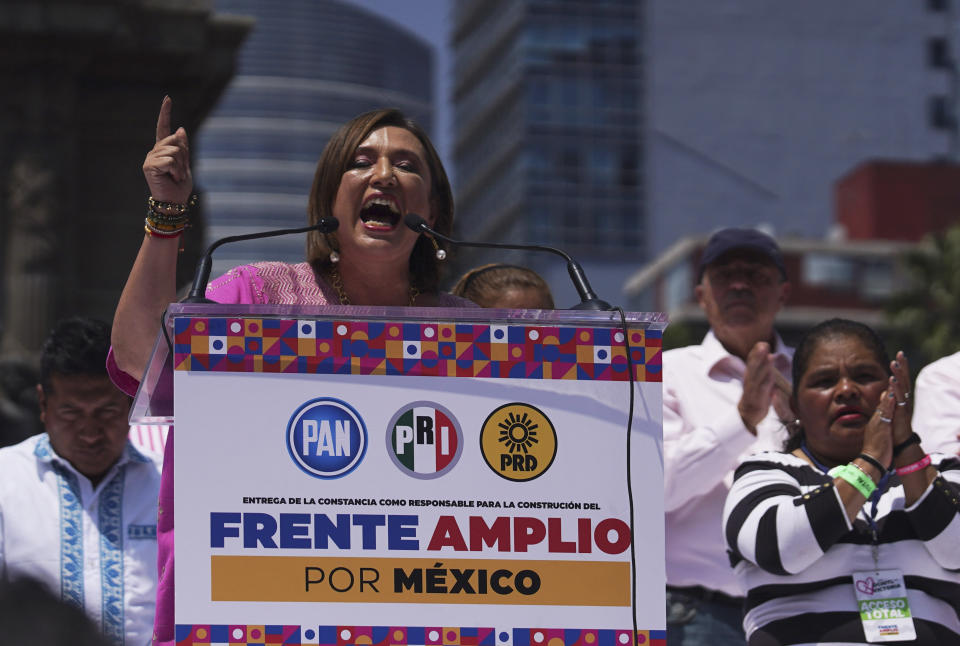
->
[287, 397, 367, 479]
[386, 402, 463, 478]
[480, 403, 557, 482]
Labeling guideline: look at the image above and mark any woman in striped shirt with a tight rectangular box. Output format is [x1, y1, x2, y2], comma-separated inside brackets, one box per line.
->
[723, 318, 960, 645]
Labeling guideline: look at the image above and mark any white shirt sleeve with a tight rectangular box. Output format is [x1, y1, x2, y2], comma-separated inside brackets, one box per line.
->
[0, 498, 6, 580]
[913, 353, 960, 456]
[663, 387, 756, 512]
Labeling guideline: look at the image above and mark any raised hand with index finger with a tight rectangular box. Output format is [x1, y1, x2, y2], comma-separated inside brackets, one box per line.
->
[143, 96, 193, 205]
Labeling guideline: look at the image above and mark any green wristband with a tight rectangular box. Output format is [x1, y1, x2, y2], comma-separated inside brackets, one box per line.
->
[829, 463, 877, 499]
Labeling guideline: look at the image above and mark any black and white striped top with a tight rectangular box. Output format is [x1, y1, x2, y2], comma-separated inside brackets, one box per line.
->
[723, 451, 960, 645]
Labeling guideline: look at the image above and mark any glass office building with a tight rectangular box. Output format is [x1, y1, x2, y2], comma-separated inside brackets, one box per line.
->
[196, 0, 434, 274]
[451, 0, 644, 271]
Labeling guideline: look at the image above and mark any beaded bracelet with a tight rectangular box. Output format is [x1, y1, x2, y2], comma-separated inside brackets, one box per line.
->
[144, 218, 186, 238]
[144, 214, 187, 232]
[148, 194, 198, 214]
[829, 463, 877, 499]
[146, 194, 197, 229]
[145, 207, 190, 226]
[895, 454, 931, 477]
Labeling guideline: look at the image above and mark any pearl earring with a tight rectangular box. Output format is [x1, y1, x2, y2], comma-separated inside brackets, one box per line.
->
[329, 250, 340, 264]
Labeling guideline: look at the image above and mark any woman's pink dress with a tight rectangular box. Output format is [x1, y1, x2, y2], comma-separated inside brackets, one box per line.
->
[107, 262, 473, 644]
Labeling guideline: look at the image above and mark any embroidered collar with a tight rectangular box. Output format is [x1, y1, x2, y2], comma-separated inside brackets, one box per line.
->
[34, 434, 152, 469]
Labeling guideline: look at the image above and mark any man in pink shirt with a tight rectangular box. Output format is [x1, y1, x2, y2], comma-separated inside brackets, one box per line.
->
[913, 351, 960, 457]
[662, 228, 793, 646]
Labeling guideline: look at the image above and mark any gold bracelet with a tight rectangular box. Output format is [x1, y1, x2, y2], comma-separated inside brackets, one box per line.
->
[144, 218, 186, 238]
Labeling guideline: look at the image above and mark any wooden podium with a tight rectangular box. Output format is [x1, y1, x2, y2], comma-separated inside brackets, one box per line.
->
[131, 303, 667, 646]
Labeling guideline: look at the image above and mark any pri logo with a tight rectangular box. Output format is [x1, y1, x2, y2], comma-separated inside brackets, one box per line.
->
[387, 402, 463, 478]
[480, 403, 557, 481]
[287, 397, 367, 479]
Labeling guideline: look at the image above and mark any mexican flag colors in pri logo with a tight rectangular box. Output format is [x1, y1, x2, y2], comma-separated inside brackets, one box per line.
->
[387, 402, 463, 478]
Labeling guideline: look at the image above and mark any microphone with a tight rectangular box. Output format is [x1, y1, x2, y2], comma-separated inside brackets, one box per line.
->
[403, 213, 613, 310]
[181, 218, 340, 303]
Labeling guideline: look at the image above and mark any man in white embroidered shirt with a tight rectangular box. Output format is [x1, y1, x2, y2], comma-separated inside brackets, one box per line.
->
[0, 317, 160, 645]
[663, 228, 793, 646]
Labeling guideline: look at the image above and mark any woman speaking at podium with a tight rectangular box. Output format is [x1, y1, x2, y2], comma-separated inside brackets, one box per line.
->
[109, 97, 473, 644]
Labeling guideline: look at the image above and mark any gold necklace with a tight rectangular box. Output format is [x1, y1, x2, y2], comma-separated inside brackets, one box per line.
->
[329, 266, 419, 306]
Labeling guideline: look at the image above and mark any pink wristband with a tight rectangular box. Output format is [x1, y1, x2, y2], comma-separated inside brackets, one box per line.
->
[895, 454, 931, 476]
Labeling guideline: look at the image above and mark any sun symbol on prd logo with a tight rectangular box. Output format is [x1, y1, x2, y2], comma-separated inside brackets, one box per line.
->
[498, 411, 539, 453]
[480, 402, 557, 482]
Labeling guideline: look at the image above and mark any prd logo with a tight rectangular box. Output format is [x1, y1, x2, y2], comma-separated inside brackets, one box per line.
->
[480, 403, 557, 481]
[287, 397, 367, 479]
[387, 402, 462, 479]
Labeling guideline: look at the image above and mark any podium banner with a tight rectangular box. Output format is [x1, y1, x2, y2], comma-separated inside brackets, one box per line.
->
[168, 308, 666, 646]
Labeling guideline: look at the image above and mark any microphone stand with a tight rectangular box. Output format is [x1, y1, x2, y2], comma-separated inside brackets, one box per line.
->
[181, 219, 339, 303]
[403, 214, 613, 310]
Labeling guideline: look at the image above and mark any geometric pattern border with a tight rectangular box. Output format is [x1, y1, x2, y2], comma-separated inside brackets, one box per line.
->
[174, 625, 667, 646]
[173, 317, 662, 382]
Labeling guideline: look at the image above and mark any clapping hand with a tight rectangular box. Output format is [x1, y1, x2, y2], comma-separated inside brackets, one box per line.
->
[860, 351, 913, 469]
[772, 371, 794, 428]
[739, 342, 787, 435]
[887, 351, 913, 447]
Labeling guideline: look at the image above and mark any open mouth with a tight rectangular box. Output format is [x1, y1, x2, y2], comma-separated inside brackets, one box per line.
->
[359, 197, 400, 230]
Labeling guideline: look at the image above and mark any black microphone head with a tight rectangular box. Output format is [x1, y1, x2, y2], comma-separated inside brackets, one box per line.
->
[403, 213, 429, 232]
[316, 217, 339, 233]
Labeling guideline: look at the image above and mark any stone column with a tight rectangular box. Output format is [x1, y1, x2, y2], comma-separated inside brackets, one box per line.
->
[0, 0, 251, 356]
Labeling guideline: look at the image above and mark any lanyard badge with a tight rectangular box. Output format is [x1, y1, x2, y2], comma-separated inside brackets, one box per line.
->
[800, 444, 918, 642]
[852, 569, 917, 642]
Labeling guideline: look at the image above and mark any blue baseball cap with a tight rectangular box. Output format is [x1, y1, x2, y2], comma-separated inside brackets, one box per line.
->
[698, 228, 786, 280]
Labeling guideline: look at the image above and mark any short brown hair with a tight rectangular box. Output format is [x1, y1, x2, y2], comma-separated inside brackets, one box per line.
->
[306, 108, 453, 293]
[451, 263, 555, 308]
